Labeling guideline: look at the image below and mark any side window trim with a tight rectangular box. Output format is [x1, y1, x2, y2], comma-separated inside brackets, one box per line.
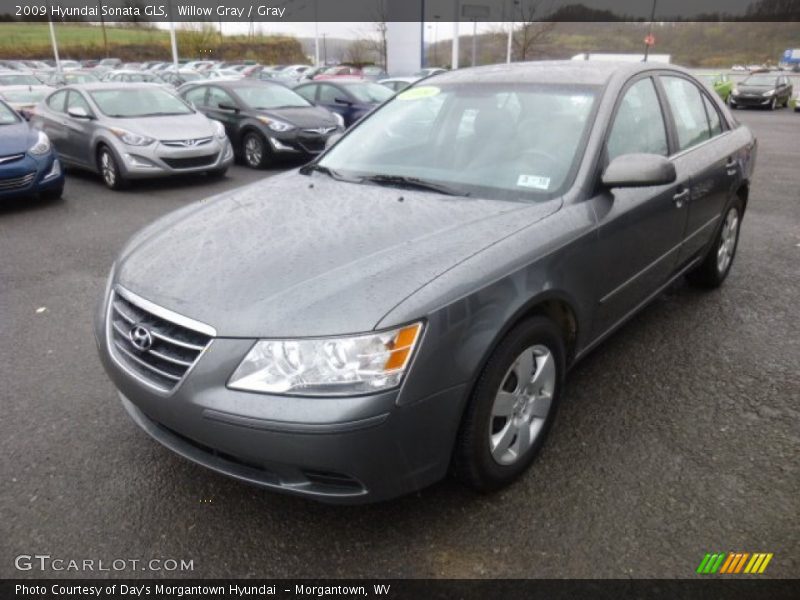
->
[656, 72, 732, 159]
[602, 73, 672, 164]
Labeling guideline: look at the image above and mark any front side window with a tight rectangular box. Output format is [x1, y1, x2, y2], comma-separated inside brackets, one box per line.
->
[661, 76, 712, 152]
[0, 100, 20, 124]
[67, 90, 92, 115]
[607, 78, 668, 161]
[319, 82, 598, 200]
[47, 90, 68, 113]
[207, 87, 235, 108]
[343, 83, 394, 103]
[317, 84, 341, 104]
[295, 85, 317, 103]
[183, 86, 207, 106]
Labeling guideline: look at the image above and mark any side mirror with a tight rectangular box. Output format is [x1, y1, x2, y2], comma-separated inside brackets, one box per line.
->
[324, 133, 343, 149]
[602, 153, 676, 188]
[67, 106, 92, 119]
[217, 102, 238, 112]
[334, 97, 352, 106]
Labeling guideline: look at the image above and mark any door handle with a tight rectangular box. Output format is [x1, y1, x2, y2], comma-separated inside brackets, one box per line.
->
[673, 188, 690, 208]
[725, 157, 738, 177]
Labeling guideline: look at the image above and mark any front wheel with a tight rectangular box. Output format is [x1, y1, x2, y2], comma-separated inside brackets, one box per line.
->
[97, 146, 126, 190]
[687, 200, 743, 289]
[453, 316, 565, 492]
[242, 132, 269, 169]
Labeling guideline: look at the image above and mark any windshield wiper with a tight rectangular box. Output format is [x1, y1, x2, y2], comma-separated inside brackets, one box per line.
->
[299, 163, 351, 181]
[360, 174, 467, 196]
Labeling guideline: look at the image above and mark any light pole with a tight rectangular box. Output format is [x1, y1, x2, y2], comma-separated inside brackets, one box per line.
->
[643, 0, 658, 62]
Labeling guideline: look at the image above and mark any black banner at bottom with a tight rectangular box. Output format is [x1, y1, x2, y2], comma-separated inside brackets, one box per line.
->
[4, 579, 800, 600]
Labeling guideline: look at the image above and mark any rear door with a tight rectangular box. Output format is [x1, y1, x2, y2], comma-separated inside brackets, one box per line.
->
[591, 75, 691, 336]
[659, 75, 731, 264]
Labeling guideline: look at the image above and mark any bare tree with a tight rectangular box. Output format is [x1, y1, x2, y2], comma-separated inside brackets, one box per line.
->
[345, 38, 373, 65]
[369, 0, 388, 69]
[511, 0, 556, 61]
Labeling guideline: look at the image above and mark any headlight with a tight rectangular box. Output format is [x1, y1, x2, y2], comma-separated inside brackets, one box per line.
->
[257, 116, 294, 132]
[28, 131, 51, 155]
[332, 112, 345, 129]
[762, 89, 776, 97]
[212, 120, 226, 139]
[110, 128, 154, 146]
[228, 322, 424, 396]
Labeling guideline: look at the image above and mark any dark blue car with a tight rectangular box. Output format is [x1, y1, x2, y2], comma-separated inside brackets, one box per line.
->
[293, 80, 393, 127]
[0, 99, 64, 201]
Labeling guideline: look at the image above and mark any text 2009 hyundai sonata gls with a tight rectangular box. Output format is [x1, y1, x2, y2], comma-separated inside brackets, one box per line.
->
[96, 62, 756, 503]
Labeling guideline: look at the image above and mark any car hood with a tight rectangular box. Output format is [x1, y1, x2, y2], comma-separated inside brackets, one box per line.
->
[737, 84, 775, 93]
[0, 121, 36, 155]
[115, 172, 561, 337]
[105, 112, 216, 140]
[256, 105, 338, 128]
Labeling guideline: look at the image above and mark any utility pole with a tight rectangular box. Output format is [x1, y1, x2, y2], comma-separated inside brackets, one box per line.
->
[452, 0, 460, 69]
[471, 19, 477, 67]
[97, 0, 108, 57]
[46, 0, 61, 73]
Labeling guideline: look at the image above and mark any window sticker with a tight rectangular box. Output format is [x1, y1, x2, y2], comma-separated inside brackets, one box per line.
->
[397, 86, 440, 100]
[517, 174, 551, 190]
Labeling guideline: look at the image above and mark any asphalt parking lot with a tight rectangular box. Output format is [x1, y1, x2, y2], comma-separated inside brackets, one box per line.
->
[1, 108, 798, 579]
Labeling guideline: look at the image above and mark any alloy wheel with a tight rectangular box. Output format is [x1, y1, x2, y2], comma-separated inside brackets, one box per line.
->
[100, 151, 116, 187]
[244, 135, 263, 167]
[717, 207, 739, 275]
[489, 344, 556, 466]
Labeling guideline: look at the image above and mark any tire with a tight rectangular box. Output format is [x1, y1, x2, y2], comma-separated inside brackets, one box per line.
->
[207, 167, 228, 179]
[687, 198, 743, 289]
[97, 146, 126, 190]
[453, 316, 565, 492]
[241, 131, 269, 169]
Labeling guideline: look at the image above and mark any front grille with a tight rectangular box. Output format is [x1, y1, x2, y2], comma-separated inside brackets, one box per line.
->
[109, 290, 212, 392]
[297, 139, 327, 154]
[0, 171, 36, 191]
[161, 154, 218, 169]
[0, 153, 25, 165]
[161, 137, 213, 148]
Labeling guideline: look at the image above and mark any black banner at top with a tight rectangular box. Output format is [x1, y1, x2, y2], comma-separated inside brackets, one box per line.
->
[2, 0, 800, 23]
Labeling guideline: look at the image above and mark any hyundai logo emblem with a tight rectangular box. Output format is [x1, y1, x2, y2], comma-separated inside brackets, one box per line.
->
[129, 324, 153, 352]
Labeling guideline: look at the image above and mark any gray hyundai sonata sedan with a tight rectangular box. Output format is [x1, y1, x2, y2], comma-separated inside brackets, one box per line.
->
[95, 62, 756, 503]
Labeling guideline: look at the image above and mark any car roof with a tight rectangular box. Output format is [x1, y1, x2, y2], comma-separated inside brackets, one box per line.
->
[64, 82, 167, 91]
[432, 60, 691, 86]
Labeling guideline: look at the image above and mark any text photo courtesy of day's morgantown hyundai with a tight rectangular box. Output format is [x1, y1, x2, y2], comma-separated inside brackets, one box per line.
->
[1, 1, 798, 599]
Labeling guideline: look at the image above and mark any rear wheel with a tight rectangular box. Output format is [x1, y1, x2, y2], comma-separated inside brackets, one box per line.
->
[97, 146, 126, 190]
[242, 132, 269, 169]
[687, 199, 743, 289]
[453, 316, 565, 492]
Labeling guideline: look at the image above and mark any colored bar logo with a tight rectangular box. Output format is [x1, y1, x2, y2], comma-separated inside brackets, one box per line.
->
[696, 552, 773, 574]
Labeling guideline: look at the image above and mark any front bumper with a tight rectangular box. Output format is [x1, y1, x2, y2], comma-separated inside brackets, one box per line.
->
[94, 286, 465, 504]
[268, 127, 340, 156]
[115, 138, 234, 179]
[730, 94, 773, 107]
[0, 151, 64, 200]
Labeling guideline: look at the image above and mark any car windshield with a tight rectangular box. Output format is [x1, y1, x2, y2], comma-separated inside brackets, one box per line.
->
[0, 73, 40, 85]
[66, 73, 99, 84]
[342, 82, 394, 103]
[90, 88, 193, 118]
[743, 75, 777, 86]
[235, 84, 310, 109]
[1, 89, 47, 103]
[318, 82, 598, 200]
[0, 101, 20, 124]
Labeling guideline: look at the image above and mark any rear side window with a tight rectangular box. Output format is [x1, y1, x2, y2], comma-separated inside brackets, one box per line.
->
[661, 76, 712, 152]
[47, 90, 68, 113]
[607, 78, 668, 161]
[702, 95, 723, 136]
